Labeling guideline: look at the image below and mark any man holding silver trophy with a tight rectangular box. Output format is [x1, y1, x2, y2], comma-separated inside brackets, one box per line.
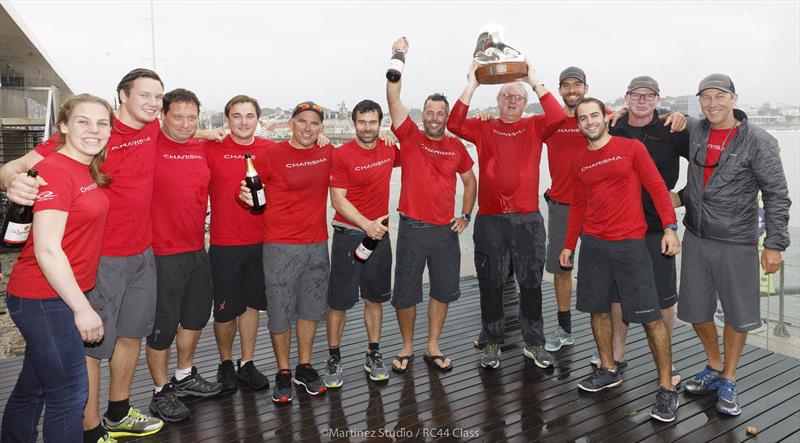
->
[447, 24, 566, 370]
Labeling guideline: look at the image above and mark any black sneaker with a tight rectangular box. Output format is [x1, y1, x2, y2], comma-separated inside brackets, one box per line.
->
[293, 364, 327, 396]
[650, 387, 680, 422]
[149, 383, 190, 423]
[272, 369, 294, 403]
[173, 367, 224, 398]
[216, 360, 238, 393]
[578, 367, 623, 392]
[236, 360, 269, 390]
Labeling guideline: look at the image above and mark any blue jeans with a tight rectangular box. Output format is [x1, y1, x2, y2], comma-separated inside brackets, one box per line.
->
[1, 294, 88, 443]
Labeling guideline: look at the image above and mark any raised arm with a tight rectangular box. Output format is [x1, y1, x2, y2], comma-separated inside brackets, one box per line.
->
[386, 37, 409, 130]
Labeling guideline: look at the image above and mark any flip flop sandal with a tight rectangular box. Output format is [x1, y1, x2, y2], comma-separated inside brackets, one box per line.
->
[391, 354, 414, 374]
[424, 354, 453, 373]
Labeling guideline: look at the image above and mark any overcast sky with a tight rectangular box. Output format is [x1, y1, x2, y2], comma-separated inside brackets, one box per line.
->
[10, 0, 800, 111]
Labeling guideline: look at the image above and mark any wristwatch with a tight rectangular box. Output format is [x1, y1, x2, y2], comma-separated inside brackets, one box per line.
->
[461, 212, 472, 222]
[666, 224, 678, 231]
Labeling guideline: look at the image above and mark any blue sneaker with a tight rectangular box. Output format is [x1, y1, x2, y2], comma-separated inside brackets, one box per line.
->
[716, 379, 741, 416]
[684, 365, 722, 395]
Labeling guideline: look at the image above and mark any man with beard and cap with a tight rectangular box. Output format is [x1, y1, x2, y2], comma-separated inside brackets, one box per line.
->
[386, 37, 477, 373]
[322, 99, 400, 388]
[675, 74, 790, 416]
[448, 57, 565, 370]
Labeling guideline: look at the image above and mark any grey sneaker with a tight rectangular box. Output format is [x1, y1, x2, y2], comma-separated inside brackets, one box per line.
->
[364, 350, 390, 382]
[323, 355, 344, 388]
[103, 406, 164, 438]
[480, 343, 501, 369]
[578, 367, 623, 392]
[544, 326, 574, 351]
[589, 350, 627, 370]
[685, 365, 722, 395]
[715, 379, 741, 416]
[650, 387, 680, 422]
[172, 367, 224, 398]
[524, 345, 555, 368]
[149, 384, 190, 423]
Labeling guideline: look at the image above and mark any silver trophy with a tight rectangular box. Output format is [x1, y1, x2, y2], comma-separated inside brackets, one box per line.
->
[472, 23, 527, 84]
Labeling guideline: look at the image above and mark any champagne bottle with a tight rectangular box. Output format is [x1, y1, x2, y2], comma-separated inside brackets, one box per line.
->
[385, 50, 405, 83]
[244, 153, 266, 213]
[354, 218, 389, 263]
[1, 169, 38, 248]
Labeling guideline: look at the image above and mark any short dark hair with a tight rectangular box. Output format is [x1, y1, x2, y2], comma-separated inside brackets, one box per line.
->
[116, 68, 163, 100]
[163, 88, 201, 115]
[423, 93, 450, 114]
[575, 97, 606, 118]
[351, 99, 383, 123]
[224, 95, 261, 118]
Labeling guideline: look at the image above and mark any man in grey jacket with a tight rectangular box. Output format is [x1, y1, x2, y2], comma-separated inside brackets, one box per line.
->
[675, 74, 790, 417]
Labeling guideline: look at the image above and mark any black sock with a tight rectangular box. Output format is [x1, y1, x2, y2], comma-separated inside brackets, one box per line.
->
[368, 342, 380, 353]
[557, 310, 572, 334]
[105, 398, 130, 422]
[329, 347, 340, 359]
[84, 425, 105, 443]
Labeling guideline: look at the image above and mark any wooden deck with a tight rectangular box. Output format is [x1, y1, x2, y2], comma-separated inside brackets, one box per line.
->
[1, 277, 798, 442]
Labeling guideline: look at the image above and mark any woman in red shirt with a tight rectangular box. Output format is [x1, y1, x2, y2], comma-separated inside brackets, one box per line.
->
[1, 94, 113, 442]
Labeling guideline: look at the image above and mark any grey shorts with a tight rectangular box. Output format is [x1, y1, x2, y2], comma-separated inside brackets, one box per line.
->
[611, 232, 678, 309]
[545, 198, 571, 274]
[147, 249, 213, 350]
[85, 248, 157, 360]
[263, 242, 329, 334]
[392, 214, 461, 309]
[576, 235, 661, 324]
[677, 230, 760, 332]
[328, 226, 392, 310]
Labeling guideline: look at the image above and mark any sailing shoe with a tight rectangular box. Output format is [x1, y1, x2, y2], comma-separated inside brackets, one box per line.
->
[236, 360, 269, 390]
[96, 433, 118, 443]
[173, 367, 224, 398]
[544, 326, 575, 352]
[578, 367, 623, 392]
[216, 360, 238, 393]
[103, 406, 164, 438]
[149, 384, 190, 422]
[272, 370, 294, 403]
[715, 379, 742, 416]
[323, 354, 344, 388]
[649, 387, 680, 422]
[684, 365, 722, 395]
[480, 343, 501, 369]
[293, 364, 327, 396]
[523, 345, 555, 369]
[364, 350, 390, 382]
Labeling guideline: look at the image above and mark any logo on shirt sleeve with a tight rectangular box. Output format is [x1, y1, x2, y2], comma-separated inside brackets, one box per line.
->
[36, 190, 57, 201]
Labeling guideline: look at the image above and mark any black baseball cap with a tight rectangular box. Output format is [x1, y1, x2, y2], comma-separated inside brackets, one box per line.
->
[291, 101, 324, 121]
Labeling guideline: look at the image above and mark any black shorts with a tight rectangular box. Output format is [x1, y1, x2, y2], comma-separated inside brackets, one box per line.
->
[147, 249, 213, 350]
[392, 215, 461, 309]
[611, 232, 678, 309]
[576, 235, 661, 324]
[328, 226, 392, 310]
[209, 243, 266, 323]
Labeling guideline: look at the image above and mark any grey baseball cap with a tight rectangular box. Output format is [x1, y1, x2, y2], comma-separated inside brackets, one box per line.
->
[559, 66, 586, 84]
[626, 75, 660, 95]
[696, 73, 736, 95]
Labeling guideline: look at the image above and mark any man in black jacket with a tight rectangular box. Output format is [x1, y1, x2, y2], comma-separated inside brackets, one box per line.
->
[606, 76, 688, 386]
[675, 74, 791, 417]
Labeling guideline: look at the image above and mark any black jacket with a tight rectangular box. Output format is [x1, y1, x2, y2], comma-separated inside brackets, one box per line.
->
[609, 112, 689, 233]
[680, 109, 791, 250]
